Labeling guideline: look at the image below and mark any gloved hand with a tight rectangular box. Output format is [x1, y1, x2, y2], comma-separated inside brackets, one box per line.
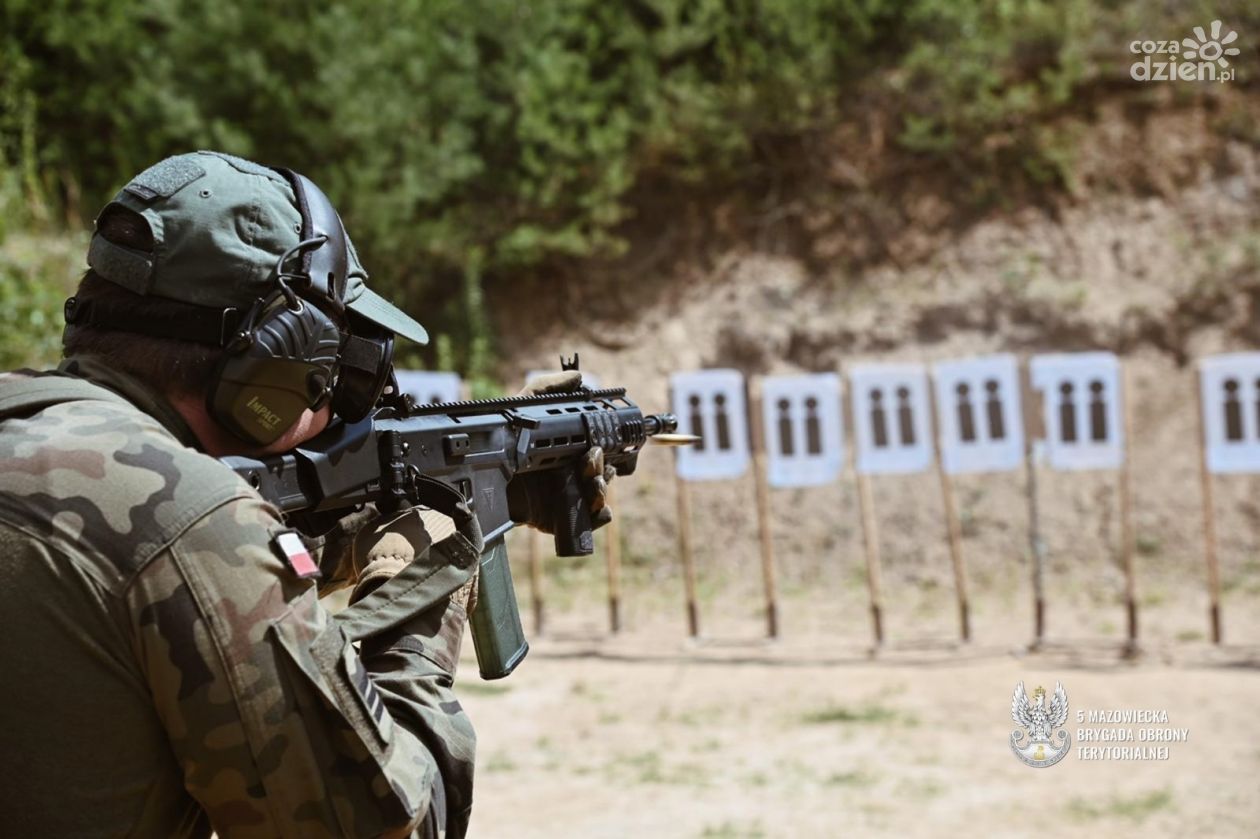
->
[350, 508, 478, 615]
[291, 503, 476, 609]
[344, 504, 482, 685]
[507, 445, 615, 534]
[508, 370, 615, 534]
[519, 369, 583, 396]
[350, 508, 432, 603]
[288, 504, 380, 595]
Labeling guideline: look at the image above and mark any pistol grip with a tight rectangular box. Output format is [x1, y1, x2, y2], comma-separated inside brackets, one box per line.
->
[552, 460, 594, 557]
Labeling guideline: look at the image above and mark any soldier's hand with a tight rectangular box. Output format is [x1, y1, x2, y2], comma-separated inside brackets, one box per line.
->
[517, 370, 582, 397]
[506, 445, 616, 535]
[289, 504, 380, 595]
[509, 369, 613, 534]
[350, 508, 432, 603]
[584, 445, 614, 527]
[349, 507, 479, 614]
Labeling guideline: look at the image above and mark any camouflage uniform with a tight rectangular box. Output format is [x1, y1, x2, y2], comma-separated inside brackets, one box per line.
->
[0, 356, 476, 837]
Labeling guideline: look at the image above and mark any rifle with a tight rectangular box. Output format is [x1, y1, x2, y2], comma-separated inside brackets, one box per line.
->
[223, 378, 686, 679]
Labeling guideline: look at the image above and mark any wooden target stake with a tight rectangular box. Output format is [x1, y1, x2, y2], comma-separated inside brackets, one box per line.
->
[673, 447, 701, 638]
[527, 529, 545, 635]
[927, 379, 971, 643]
[1020, 361, 1048, 648]
[1118, 362, 1139, 651]
[1195, 368, 1223, 644]
[604, 484, 623, 633]
[856, 472, 885, 647]
[936, 468, 970, 642]
[842, 376, 884, 647]
[747, 391, 781, 639]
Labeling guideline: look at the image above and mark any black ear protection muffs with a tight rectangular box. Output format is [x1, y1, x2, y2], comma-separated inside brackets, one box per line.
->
[64, 168, 397, 448]
[205, 289, 344, 446]
[206, 169, 395, 446]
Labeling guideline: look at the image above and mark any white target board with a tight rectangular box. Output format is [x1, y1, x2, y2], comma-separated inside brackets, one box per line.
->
[1030, 352, 1124, 471]
[395, 370, 462, 405]
[1200, 353, 1260, 474]
[850, 363, 933, 475]
[671, 369, 750, 481]
[932, 355, 1024, 475]
[760, 373, 844, 487]
[526, 369, 601, 390]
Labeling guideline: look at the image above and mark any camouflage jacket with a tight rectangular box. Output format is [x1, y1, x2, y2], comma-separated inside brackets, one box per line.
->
[0, 357, 475, 837]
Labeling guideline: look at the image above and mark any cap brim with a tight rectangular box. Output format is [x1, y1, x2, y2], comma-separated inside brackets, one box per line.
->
[346, 288, 429, 345]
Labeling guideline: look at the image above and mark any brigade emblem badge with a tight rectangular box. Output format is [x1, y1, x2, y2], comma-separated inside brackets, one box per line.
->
[1010, 681, 1071, 768]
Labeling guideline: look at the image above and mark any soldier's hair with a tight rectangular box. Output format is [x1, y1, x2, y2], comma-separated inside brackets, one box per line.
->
[62, 271, 223, 396]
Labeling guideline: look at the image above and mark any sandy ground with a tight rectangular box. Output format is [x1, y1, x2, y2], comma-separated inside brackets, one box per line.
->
[466, 101, 1260, 836]
[458, 620, 1260, 839]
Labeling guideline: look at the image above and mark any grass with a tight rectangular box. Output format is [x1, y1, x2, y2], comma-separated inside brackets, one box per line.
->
[699, 821, 766, 838]
[896, 778, 945, 801]
[800, 703, 917, 727]
[825, 770, 878, 788]
[603, 749, 710, 787]
[458, 681, 512, 697]
[484, 751, 518, 773]
[1068, 788, 1174, 823]
[621, 750, 665, 784]
[659, 704, 728, 727]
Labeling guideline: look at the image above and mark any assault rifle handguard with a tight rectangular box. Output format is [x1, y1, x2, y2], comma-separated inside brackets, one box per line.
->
[224, 385, 677, 679]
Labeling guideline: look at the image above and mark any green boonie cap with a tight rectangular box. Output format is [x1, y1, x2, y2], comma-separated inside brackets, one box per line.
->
[87, 150, 428, 345]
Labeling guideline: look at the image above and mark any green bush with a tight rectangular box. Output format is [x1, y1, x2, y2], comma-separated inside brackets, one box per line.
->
[0, 231, 84, 369]
[5, 0, 1255, 370]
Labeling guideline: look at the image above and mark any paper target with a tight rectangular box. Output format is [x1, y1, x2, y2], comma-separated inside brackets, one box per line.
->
[932, 354, 1024, 475]
[850, 363, 933, 475]
[671, 369, 750, 481]
[394, 370, 462, 405]
[1200, 353, 1260, 474]
[760, 373, 844, 487]
[1029, 352, 1124, 470]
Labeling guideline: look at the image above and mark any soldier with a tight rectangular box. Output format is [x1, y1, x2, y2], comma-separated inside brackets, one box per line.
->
[0, 151, 600, 837]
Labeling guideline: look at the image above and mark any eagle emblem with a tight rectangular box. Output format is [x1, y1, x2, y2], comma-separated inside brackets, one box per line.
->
[1010, 681, 1071, 767]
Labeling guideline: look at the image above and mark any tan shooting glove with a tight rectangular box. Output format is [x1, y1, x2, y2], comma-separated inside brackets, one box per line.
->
[350, 508, 431, 603]
[518, 370, 583, 397]
[289, 505, 379, 596]
[350, 508, 478, 614]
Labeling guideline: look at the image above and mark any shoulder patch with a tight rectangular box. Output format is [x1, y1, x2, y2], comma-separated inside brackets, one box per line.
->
[124, 156, 207, 202]
[273, 530, 322, 580]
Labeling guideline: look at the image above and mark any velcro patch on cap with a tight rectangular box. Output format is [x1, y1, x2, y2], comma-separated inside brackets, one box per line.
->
[87, 234, 155, 295]
[199, 150, 286, 183]
[123, 156, 206, 202]
[273, 530, 322, 580]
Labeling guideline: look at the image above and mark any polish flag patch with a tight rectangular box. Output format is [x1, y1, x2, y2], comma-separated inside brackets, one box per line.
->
[273, 530, 322, 580]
